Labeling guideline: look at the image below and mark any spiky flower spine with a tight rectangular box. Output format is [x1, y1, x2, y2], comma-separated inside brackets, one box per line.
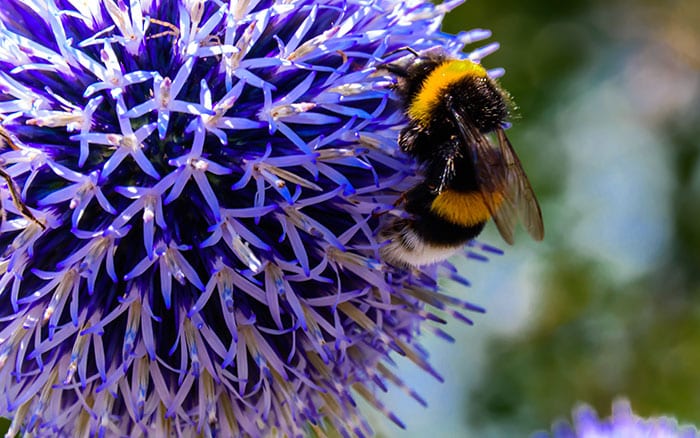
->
[0, 0, 498, 436]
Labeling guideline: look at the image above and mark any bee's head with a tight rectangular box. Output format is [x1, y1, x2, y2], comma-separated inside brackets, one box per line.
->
[376, 47, 451, 104]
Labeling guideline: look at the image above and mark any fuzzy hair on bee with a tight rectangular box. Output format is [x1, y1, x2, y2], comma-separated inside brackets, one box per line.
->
[378, 47, 544, 267]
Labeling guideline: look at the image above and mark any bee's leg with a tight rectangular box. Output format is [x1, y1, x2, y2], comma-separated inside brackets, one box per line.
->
[0, 168, 45, 229]
[370, 191, 408, 220]
[393, 191, 408, 207]
[0, 190, 5, 227]
[398, 120, 423, 154]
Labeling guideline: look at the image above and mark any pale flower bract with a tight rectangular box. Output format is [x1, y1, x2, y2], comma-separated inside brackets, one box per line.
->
[542, 399, 699, 438]
[0, 0, 499, 436]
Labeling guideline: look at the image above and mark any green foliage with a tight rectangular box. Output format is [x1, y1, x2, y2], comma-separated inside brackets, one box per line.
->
[470, 250, 700, 431]
[449, 0, 700, 434]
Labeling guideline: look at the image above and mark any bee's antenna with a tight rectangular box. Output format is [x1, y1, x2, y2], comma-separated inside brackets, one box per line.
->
[383, 46, 420, 59]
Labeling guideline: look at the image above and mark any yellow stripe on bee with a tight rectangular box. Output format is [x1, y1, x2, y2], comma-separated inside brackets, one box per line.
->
[408, 59, 488, 125]
[430, 189, 503, 227]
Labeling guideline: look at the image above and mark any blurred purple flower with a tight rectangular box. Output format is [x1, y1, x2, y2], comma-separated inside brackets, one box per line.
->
[540, 399, 698, 438]
[0, 0, 499, 436]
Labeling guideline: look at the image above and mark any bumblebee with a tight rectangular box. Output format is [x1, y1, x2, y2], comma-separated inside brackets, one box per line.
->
[378, 48, 543, 267]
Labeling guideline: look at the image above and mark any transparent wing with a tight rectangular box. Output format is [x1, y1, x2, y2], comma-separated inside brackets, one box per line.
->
[469, 125, 519, 244]
[495, 128, 544, 241]
[447, 98, 543, 244]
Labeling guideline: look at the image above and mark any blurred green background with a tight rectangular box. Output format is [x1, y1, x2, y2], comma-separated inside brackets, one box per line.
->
[372, 0, 700, 436]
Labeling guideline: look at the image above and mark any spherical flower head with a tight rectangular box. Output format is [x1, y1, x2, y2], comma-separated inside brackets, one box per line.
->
[541, 399, 699, 438]
[0, 0, 497, 436]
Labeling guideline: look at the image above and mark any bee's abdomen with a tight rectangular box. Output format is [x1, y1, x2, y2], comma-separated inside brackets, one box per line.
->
[378, 212, 485, 267]
[402, 184, 488, 244]
[379, 183, 490, 267]
[429, 189, 502, 227]
[409, 212, 485, 246]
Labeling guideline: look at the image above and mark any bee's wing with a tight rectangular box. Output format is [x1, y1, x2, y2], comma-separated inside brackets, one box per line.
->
[448, 100, 543, 243]
[470, 127, 519, 244]
[493, 128, 544, 241]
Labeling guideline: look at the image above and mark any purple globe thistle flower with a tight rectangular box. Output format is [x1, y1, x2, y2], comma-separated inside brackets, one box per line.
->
[540, 399, 699, 438]
[0, 0, 499, 435]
